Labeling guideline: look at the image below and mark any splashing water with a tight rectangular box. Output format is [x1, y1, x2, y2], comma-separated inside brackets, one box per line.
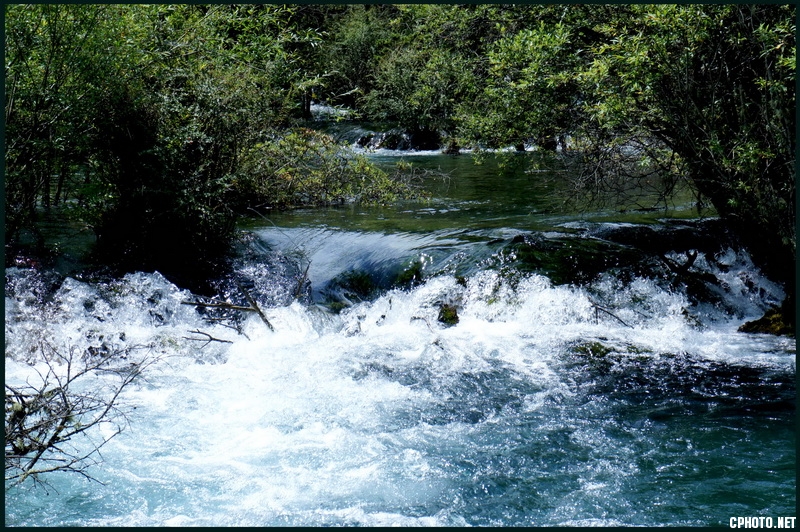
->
[5, 227, 795, 527]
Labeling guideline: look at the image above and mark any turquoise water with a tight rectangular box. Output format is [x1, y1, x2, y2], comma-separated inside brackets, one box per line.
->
[5, 152, 795, 526]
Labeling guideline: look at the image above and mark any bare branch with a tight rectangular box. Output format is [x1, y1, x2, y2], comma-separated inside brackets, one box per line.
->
[587, 297, 633, 328]
[183, 329, 234, 349]
[236, 281, 275, 331]
[182, 284, 276, 332]
[181, 300, 255, 312]
[5, 342, 157, 486]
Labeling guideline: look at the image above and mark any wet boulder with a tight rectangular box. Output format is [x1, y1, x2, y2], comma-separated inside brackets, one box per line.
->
[504, 232, 648, 285]
[739, 297, 795, 336]
[437, 303, 459, 326]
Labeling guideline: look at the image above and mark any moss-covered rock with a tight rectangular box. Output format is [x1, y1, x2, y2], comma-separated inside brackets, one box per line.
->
[437, 304, 459, 326]
[739, 304, 795, 336]
[321, 269, 380, 312]
[336, 270, 377, 300]
[395, 259, 425, 288]
[570, 340, 613, 358]
[503, 232, 649, 286]
[326, 301, 350, 314]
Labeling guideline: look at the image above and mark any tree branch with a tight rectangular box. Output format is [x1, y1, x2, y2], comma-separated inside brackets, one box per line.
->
[183, 329, 234, 348]
[587, 297, 632, 328]
[5, 342, 157, 486]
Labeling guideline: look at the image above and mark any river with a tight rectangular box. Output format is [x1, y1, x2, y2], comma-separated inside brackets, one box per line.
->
[5, 148, 796, 526]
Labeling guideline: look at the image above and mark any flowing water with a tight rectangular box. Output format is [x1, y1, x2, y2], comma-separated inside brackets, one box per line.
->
[5, 151, 796, 526]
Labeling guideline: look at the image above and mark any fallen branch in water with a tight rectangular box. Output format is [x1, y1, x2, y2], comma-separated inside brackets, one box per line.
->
[295, 261, 311, 300]
[204, 319, 251, 340]
[588, 298, 632, 328]
[181, 284, 275, 332]
[411, 316, 435, 332]
[5, 342, 157, 487]
[183, 329, 234, 348]
[181, 301, 254, 312]
[236, 282, 275, 331]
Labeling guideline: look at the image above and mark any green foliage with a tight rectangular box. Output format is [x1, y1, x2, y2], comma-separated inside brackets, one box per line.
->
[5, 4, 795, 294]
[574, 5, 796, 282]
[361, 45, 473, 142]
[452, 4, 795, 285]
[5, 5, 136, 240]
[81, 5, 263, 279]
[344, 5, 494, 143]
[4, 4, 420, 286]
[232, 128, 421, 211]
[321, 5, 398, 109]
[462, 21, 579, 149]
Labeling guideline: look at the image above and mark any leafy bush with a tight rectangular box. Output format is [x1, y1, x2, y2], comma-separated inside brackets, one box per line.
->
[231, 128, 425, 211]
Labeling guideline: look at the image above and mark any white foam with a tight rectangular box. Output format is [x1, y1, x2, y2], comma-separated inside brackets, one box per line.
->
[5, 262, 794, 525]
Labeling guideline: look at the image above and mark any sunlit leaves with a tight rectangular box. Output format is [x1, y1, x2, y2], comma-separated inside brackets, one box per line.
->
[232, 129, 422, 210]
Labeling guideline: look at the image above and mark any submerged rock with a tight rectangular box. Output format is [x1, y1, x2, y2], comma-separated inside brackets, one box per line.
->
[395, 259, 425, 288]
[570, 340, 613, 358]
[739, 298, 795, 336]
[437, 303, 459, 326]
[320, 269, 380, 312]
[503, 232, 648, 285]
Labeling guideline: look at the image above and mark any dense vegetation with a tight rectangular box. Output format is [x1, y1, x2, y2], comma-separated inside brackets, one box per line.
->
[5, 5, 795, 306]
[4, 5, 422, 286]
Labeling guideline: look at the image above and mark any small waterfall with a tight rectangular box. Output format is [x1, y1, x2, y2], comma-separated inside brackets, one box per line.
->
[309, 103, 444, 152]
[5, 225, 795, 526]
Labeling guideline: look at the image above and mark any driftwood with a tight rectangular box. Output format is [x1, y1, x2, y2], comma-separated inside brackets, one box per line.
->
[5, 342, 157, 486]
[588, 297, 632, 328]
[295, 261, 311, 300]
[236, 282, 275, 331]
[181, 301, 255, 312]
[182, 283, 275, 332]
[183, 329, 234, 348]
[410, 316, 435, 332]
[202, 318, 251, 340]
